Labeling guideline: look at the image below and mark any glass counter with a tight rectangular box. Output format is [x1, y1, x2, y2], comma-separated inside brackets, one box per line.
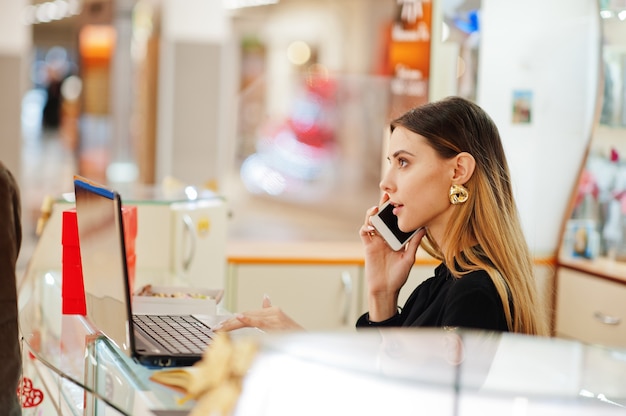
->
[17, 199, 626, 415]
[235, 330, 626, 415]
[17, 196, 228, 415]
[18, 269, 197, 415]
[20, 264, 626, 415]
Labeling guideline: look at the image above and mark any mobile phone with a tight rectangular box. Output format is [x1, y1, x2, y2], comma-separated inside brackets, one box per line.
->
[370, 200, 421, 251]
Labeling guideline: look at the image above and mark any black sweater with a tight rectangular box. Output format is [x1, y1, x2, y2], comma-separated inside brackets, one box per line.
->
[356, 263, 509, 332]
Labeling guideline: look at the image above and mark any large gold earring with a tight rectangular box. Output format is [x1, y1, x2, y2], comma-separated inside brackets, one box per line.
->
[449, 184, 469, 205]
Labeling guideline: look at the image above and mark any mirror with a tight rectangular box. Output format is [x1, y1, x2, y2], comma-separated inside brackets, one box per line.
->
[561, 8, 626, 262]
[553, 1, 626, 351]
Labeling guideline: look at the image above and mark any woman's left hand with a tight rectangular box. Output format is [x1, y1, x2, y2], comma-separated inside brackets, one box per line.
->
[359, 198, 425, 321]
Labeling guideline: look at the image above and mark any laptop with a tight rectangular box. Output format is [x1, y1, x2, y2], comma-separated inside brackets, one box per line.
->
[73, 175, 215, 367]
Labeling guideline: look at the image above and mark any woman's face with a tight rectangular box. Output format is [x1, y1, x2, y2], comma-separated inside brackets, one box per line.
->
[379, 126, 456, 243]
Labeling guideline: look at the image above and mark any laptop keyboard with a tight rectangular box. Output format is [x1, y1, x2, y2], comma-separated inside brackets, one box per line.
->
[133, 314, 213, 355]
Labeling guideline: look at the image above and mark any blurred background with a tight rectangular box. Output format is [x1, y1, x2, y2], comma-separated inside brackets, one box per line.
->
[6, 0, 483, 261]
[2, 0, 625, 271]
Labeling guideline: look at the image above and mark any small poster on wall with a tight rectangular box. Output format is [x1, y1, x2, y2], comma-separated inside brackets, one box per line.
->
[512, 90, 532, 124]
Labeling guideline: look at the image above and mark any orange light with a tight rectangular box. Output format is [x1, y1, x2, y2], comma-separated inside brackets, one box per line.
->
[79, 25, 116, 66]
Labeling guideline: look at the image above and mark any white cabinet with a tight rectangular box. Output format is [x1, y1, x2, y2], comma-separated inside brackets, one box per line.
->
[555, 267, 626, 348]
[225, 240, 556, 334]
[226, 261, 436, 331]
[227, 264, 362, 331]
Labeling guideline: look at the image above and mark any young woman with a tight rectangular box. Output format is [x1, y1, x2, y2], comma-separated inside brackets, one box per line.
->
[219, 96, 548, 336]
[358, 96, 547, 335]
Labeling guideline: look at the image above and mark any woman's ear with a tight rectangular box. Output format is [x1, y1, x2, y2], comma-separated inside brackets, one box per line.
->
[452, 152, 476, 183]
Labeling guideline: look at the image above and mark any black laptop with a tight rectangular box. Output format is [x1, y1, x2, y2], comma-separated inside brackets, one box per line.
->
[73, 175, 214, 367]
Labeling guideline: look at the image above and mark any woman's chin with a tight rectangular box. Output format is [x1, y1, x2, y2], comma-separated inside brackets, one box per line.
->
[398, 223, 417, 234]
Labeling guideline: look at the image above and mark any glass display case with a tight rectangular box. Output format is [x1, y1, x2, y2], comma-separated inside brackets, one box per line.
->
[17, 195, 228, 415]
[236, 330, 626, 416]
[17, 195, 626, 415]
[18, 266, 626, 415]
[18, 269, 197, 414]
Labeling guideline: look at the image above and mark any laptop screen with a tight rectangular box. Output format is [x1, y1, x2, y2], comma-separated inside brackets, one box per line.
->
[74, 176, 134, 357]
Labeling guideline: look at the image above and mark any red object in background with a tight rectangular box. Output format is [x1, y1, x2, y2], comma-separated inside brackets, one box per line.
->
[122, 205, 137, 295]
[62, 208, 86, 315]
[573, 170, 599, 211]
[62, 205, 138, 315]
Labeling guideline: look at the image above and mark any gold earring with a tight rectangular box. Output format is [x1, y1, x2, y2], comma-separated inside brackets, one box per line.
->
[449, 184, 469, 205]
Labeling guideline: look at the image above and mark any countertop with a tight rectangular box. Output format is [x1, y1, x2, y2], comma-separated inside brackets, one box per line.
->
[558, 253, 626, 284]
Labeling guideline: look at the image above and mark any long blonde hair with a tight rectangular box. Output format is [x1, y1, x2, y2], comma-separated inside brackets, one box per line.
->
[391, 96, 549, 336]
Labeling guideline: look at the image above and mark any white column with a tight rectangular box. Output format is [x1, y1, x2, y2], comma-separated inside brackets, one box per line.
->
[108, 0, 138, 183]
[478, 0, 601, 257]
[155, 0, 235, 189]
[0, 1, 31, 183]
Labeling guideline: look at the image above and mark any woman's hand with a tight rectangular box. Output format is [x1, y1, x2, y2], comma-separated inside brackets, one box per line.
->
[359, 197, 426, 321]
[216, 295, 304, 332]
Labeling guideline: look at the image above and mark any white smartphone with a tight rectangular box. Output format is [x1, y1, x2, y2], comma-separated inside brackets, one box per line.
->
[370, 200, 421, 251]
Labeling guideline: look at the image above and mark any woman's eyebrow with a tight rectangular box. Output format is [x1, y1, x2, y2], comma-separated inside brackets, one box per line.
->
[390, 150, 415, 159]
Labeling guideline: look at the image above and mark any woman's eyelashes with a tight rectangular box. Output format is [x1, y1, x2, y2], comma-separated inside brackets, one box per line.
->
[388, 156, 408, 169]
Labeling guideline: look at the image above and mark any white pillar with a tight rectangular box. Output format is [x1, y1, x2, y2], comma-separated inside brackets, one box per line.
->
[155, 0, 235, 189]
[478, 0, 601, 257]
[108, 0, 138, 183]
[0, 1, 31, 183]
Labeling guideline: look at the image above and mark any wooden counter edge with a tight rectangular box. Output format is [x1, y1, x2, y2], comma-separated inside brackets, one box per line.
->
[227, 240, 557, 267]
[557, 254, 626, 285]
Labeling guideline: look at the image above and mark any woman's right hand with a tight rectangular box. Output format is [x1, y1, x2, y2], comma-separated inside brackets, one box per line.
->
[359, 201, 425, 321]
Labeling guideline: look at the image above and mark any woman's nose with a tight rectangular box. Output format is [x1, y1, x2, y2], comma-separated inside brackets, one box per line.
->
[379, 172, 393, 193]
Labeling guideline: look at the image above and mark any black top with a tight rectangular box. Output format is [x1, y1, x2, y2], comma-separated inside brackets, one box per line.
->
[356, 263, 509, 332]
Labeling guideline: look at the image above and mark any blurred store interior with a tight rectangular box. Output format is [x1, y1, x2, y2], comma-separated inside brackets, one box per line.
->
[2, 0, 626, 273]
[7, 0, 470, 270]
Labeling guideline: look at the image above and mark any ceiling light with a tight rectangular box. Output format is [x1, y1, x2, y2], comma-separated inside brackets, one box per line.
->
[24, 0, 82, 25]
[600, 10, 614, 18]
[222, 0, 279, 10]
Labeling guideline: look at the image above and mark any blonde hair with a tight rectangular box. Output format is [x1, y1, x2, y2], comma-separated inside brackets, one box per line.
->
[391, 96, 549, 336]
